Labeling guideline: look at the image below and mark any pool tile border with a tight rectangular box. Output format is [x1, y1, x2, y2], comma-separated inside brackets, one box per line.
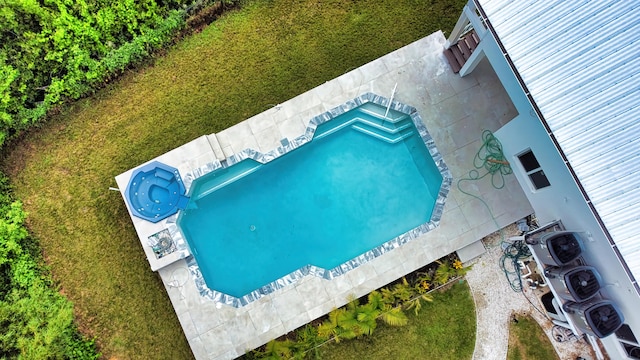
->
[183, 92, 453, 307]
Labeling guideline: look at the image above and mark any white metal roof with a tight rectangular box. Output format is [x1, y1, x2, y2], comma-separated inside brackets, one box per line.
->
[478, 0, 640, 284]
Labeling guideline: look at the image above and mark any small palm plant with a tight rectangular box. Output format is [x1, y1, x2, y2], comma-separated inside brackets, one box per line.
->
[367, 290, 409, 326]
[350, 301, 380, 336]
[379, 305, 409, 326]
[434, 260, 458, 285]
[380, 277, 413, 307]
[318, 307, 354, 343]
[255, 339, 294, 360]
[292, 324, 322, 359]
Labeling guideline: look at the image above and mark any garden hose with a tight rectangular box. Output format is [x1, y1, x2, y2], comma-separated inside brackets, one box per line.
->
[456, 130, 512, 243]
[499, 240, 532, 292]
[459, 129, 512, 190]
[456, 130, 530, 293]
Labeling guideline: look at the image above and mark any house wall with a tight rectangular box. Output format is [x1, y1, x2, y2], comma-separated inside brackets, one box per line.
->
[477, 34, 640, 359]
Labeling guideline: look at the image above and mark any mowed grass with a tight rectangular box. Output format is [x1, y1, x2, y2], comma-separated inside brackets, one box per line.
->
[319, 282, 476, 360]
[507, 314, 560, 360]
[2, 0, 466, 358]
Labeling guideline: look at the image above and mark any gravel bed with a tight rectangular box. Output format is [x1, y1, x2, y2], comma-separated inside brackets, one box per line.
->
[465, 224, 597, 360]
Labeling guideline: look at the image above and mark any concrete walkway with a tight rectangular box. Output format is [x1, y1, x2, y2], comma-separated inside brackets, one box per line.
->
[465, 225, 596, 360]
[117, 31, 535, 359]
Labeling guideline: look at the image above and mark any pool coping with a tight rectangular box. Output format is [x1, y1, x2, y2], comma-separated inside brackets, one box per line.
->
[181, 92, 452, 307]
[114, 31, 535, 359]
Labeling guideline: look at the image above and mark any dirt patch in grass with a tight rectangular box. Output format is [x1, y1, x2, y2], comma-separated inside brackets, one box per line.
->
[508, 313, 560, 360]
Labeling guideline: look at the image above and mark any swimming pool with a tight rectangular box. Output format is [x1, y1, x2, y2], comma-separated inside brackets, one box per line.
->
[177, 95, 451, 305]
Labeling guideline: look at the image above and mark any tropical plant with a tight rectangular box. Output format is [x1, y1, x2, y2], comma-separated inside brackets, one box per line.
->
[415, 271, 433, 294]
[378, 305, 409, 327]
[454, 259, 473, 277]
[380, 277, 414, 307]
[434, 260, 458, 285]
[255, 339, 295, 360]
[318, 307, 358, 343]
[293, 324, 323, 360]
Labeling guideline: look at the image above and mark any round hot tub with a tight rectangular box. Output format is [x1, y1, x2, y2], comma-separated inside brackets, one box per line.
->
[125, 161, 189, 222]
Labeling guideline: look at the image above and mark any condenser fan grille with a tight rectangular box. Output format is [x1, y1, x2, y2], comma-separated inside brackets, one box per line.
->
[587, 304, 623, 337]
[568, 269, 600, 300]
[549, 233, 582, 264]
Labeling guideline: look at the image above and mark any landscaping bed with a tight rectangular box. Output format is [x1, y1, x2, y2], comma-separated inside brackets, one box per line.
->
[243, 254, 474, 359]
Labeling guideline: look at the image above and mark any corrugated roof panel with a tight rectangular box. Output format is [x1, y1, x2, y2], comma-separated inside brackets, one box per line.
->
[569, 146, 637, 181]
[552, 94, 638, 142]
[535, 58, 640, 119]
[533, 35, 640, 105]
[546, 75, 639, 131]
[539, 83, 630, 128]
[613, 219, 640, 243]
[496, 1, 581, 43]
[558, 114, 640, 165]
[570, 143, 640, 179]
[606, 212, 640, 243]
[516, 3, 634, 79]
[484, 0, 535, 29]
[556, 111, 640, 156]
[578, 173, 640, 210]
[478, 0, 640, 284]
[593, 187, 640, 219]
[508, 3, 613, 72]
[538, 51, 640, 113]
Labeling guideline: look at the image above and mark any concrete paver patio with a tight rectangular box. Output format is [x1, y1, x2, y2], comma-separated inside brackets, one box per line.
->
[116, 30, 533, 359]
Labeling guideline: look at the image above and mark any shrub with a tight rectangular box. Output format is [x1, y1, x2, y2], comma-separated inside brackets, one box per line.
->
[0, 0, 241, 148]
[0, 175, 99, 359]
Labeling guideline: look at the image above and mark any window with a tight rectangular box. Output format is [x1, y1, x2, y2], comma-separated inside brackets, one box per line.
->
[618, 324, 638, 343]
[617, 324, 640, 359]
[517, 150, 550, 190]
[622, 343, 640, 359]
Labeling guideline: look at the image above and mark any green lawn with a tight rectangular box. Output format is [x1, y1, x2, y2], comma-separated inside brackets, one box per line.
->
[507, 314, 559, 360]
[2, 0, 466, 358]
[319, 282, 475, 360]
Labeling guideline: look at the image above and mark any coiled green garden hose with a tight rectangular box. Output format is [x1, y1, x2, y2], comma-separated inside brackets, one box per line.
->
[456, 130, 528, 292]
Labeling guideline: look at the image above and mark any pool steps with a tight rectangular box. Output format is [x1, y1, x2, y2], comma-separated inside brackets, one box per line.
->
[192, 162, 261, 201]
[191, 109, 416, 201]
[351, 124, 414, 144]
[350, 110, 415, 144]
[191, 109, 416, 202]
[315, 110, 415, 143]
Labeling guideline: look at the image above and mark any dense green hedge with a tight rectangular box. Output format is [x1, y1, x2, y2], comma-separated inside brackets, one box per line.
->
[0, 2, 238, 357]
[0, 0, 234, 146]
[0, 175, 99, 359]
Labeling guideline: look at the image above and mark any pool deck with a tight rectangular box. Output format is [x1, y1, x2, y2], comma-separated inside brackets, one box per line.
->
[115, 30, 533, 359]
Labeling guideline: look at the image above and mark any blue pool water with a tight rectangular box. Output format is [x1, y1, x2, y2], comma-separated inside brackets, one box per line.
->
[178, 105, 442, 298]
